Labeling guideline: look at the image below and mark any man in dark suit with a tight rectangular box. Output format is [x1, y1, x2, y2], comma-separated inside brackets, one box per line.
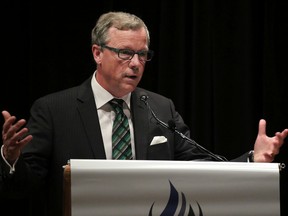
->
[1, 11, 288, 216]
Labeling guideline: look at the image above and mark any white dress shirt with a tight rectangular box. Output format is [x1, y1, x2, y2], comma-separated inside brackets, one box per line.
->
[91, 71, 135, 159]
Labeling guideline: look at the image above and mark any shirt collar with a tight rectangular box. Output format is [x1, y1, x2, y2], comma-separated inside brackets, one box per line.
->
[91, 71, 131, 109]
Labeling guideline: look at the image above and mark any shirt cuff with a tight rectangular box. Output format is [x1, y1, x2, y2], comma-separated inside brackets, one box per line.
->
[247, 150, 254, 163]
[1, 145, 19, 174]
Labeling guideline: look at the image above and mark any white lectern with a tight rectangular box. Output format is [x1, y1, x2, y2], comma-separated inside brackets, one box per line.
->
[64, 160, 280, 216]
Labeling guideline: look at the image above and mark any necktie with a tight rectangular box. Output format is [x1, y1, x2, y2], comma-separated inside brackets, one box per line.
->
[109, 99, 132, 160]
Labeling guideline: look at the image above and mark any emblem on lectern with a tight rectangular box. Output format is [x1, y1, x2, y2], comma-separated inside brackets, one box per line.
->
[148, 180, 203, 216]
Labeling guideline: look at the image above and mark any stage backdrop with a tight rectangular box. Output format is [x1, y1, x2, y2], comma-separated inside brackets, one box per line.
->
[2, 1, 288, 214]
[70, 160, 280, 216]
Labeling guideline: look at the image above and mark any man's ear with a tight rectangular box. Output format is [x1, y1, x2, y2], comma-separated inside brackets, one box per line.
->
[92, 44, 102, 64]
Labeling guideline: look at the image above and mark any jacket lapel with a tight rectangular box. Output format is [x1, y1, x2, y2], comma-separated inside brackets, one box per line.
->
[76, 78, 106, 159]
[75, 80, 151, 160]
[131, 89, 150, 160]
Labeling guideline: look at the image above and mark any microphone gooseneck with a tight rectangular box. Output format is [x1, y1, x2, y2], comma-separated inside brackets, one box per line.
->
[140, 95, 174, 132]
[140, 93, 227, 161]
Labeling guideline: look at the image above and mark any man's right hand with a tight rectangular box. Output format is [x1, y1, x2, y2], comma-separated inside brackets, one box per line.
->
[2, 110, 33, 164]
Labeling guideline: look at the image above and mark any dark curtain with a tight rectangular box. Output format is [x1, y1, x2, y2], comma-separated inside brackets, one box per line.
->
[1, 0, 288, 215]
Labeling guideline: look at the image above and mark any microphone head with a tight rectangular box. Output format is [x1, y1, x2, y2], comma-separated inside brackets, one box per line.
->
[140, 93, 149, 102]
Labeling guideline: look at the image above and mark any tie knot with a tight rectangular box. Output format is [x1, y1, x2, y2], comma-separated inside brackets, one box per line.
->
[109, 99, 124, 113]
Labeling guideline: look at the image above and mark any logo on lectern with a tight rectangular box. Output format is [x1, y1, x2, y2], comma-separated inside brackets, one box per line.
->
[148, 180, 203, 216]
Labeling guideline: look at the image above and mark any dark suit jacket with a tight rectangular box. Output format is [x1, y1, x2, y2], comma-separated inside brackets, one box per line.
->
[0, 76, 248, 215]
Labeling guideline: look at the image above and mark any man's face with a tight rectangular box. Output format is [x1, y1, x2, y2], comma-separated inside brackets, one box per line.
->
[93, 27, 149, 98]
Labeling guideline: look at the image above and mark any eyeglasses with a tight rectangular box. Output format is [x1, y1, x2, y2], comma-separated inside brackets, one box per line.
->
[100, 44, 154, 62]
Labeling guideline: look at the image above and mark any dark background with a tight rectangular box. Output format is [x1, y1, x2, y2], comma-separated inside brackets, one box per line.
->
[1, 0, 288, 215]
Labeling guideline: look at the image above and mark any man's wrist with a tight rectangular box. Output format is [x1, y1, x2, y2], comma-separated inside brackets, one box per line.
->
[1, 145, 19, 174]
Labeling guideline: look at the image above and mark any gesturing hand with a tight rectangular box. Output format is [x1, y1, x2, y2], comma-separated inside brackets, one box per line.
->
[2, 110, 33, 164]
[253, 119, 288, 162]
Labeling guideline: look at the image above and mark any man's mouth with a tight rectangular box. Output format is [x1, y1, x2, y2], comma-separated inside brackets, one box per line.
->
[124, 74, 137, 80]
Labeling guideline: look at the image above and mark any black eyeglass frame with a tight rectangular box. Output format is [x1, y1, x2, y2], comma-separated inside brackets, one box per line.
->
[100, 44, 154, 61]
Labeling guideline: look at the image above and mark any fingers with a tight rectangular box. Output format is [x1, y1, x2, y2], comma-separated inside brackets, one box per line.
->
[274, 129, 288, 145]
[2, 111, 28, 146]
[2, 110, 12, 121]
[2, 111, 16, 134]
[3, 118, 27, 140]
[15, 134, 33, 149]
[266, 129, 288, 160]
[276, 129, 288, 137]
[6, 127, 29, 146]
[258, 119, 266, 136]
[2, 111, 33, 162]
[281, 128, 288, 138]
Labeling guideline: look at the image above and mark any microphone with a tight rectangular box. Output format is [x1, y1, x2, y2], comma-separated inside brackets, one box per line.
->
[140, 93, 227, 161]
[140, 95, 174, 133]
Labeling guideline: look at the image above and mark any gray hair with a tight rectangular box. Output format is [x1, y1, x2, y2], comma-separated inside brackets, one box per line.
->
[91, 11, 150, 47]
